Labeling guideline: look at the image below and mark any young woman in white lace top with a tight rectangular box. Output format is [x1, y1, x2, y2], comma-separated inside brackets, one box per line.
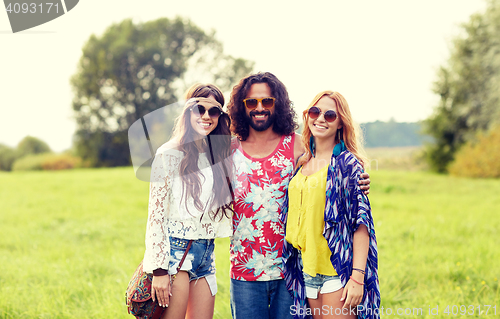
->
[143, 84, 233, 319]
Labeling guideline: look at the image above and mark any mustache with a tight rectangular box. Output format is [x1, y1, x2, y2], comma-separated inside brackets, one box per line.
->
[249, 110, 271, 116]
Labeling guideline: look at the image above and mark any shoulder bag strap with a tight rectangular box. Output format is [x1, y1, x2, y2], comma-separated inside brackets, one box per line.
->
[176, 240, 193, 273]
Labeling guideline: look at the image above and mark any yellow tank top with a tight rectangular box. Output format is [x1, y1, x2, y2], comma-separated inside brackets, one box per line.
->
[285, 165, 337, 276]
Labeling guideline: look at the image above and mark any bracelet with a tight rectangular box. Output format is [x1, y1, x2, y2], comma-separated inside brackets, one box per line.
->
[153, 268, 169, 276]
[353, 268, 365, 275]
[350, 276, 364, 285]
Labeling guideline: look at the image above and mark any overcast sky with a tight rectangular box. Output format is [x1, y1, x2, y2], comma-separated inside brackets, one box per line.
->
[0, 0, 488, 151]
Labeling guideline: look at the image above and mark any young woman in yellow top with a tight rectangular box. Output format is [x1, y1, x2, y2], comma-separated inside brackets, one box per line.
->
[282, 91, 379, 319]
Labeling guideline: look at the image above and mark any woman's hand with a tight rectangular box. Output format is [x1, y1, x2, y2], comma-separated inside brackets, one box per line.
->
[340, 277, 364, 308]
[152, 275, 171, 308]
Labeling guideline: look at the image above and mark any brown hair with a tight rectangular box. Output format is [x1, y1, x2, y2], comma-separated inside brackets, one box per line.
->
[228, 72, 298, 140]
[172, 83, 233, 220]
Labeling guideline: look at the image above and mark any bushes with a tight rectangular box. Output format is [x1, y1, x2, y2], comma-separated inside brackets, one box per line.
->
[41, 153, 82, 170]
[449, 127, 500, 178]
[0, 144, 17, 171]
[12, 153, 82, 171]
[1, 136, 83, 172]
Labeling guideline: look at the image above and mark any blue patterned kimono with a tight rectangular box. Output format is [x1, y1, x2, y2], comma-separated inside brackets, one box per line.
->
[280, 150, 380, 319]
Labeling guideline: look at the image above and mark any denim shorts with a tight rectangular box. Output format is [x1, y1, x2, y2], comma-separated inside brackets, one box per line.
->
[298, 249, 343, 299]
[303, 273, 343, 299]
[168, 237, 217, 295]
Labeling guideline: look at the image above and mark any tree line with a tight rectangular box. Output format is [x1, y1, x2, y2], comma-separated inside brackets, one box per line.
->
[361, 120, 431, 148]
[69, 5, 500, 176]
[5, 3, 500, 177]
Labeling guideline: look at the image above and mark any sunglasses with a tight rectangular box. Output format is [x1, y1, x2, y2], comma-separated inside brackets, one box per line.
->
[190, 104, 223, 119]
[243, 97, 276, 109]
[308, 106, 338, 122]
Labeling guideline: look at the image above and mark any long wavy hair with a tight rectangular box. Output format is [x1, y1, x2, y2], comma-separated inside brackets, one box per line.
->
[228, 72, 298, 140]
[171, 83, 233, 221]
[298, 91, 368, 168]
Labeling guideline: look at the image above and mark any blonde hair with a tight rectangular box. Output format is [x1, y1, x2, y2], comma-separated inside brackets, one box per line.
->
[298, 91, 368, 168]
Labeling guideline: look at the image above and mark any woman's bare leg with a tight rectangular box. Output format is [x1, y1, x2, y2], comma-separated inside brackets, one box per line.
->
[186, 277, 215, 319]
[308, 295, 324, 319]
[162, 271, 190, 319]
[321, 288, 356, 319]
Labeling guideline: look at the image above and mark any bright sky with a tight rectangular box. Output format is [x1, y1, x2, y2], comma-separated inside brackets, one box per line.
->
[0, 0, 488, 152]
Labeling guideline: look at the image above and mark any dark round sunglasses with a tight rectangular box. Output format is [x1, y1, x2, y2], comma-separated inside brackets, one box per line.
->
[190, 104, 223, 119]
[308, 106, 337, 122]
[243, 97, 276, 109]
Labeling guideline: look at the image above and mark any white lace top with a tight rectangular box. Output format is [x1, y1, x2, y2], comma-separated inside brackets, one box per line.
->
[143, 143, 232, 273]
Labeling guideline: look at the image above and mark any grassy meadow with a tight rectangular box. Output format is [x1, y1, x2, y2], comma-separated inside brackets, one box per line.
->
[0, 163, 499, 318]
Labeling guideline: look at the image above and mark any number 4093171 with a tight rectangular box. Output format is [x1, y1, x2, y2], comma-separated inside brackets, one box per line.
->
[5, 3, 59, 14]
[443, 305, 496, 316]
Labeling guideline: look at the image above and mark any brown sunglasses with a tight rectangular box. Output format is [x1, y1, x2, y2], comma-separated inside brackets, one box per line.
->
[243, 97, 276, 109]
[308, 106, 337, 122]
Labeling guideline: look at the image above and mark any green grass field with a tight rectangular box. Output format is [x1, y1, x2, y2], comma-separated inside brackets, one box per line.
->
[0, 167, 499, 318]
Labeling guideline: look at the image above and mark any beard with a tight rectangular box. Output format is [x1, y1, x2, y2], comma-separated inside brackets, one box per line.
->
[245, 109, 276, 132]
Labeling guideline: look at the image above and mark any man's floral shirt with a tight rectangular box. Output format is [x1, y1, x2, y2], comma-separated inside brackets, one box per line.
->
[230, 134, 296, 281]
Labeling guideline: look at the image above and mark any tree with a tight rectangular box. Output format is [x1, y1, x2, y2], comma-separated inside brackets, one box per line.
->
[424, 0, 500, 172]
[16, 136, 52, 158]
[71, 17, 253, 167]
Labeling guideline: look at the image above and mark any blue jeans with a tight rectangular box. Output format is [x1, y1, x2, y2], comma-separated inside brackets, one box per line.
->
[230, 278, 293, 319]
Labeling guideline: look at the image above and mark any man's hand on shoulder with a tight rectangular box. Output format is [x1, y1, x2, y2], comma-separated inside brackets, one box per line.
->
[359, 172, 370, 195]
[293, 133, 305, 165]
